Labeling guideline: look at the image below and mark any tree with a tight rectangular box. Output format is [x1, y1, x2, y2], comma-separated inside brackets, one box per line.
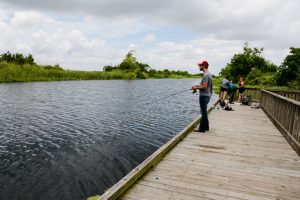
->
[103, 65, 115, 72]
[219, 64, 232, 78]
[1, 51, 13, 62]
[54, 64, 63, 70]
[14, 53, 25, 66]
[163, 69, 171, 78]
[222, 43, 278, 84]
[148, 68, 157, 77]
[119, 50, 138, 71]
[276, 47, 300, 87]
[136, 62, 150, 72]
[25, 54, 35, 65]
[1, 52, 36, 66]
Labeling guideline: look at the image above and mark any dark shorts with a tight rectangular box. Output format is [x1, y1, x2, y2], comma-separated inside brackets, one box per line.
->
[221, 87, 228, 92]
[239, 87, 245, 93]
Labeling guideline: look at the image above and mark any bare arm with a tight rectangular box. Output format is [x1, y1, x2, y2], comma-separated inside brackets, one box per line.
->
[240, 81, 245, 87]
[191, 82, 208, 90]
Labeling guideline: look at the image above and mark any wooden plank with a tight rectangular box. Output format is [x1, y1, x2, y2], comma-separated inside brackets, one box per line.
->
[148, 164, 300, 189]
[122, 182, 224, 200]
[165, 150, 300, 171]
[136, 170, 300, 199]
[128, 179, 279, 200]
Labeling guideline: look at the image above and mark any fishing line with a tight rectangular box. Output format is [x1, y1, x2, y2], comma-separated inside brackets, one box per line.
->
[141, 88, 192, 107]
[114, 88, 196, 134]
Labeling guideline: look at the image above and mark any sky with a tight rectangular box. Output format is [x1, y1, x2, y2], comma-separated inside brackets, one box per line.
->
[0, 0, 299, 75]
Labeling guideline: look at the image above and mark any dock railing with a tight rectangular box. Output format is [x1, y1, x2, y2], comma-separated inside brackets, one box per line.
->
[236, 88, 300, 103]
[260, 89, 300, 155]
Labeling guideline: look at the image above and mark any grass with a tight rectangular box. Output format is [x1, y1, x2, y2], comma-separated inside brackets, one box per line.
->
[0, 61, 199, 83]
[0, 62, 133, 82]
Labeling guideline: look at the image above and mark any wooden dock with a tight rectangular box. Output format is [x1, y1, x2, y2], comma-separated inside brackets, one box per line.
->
[92, 89, 300, 200]
[118, 103, 300, 200]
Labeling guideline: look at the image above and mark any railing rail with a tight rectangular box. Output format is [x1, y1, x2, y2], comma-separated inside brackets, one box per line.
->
[268, 89, 300, 101]
[260, 89, 300, 155]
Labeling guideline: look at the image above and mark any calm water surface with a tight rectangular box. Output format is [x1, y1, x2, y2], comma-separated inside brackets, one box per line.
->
[0, 79, 217, 200]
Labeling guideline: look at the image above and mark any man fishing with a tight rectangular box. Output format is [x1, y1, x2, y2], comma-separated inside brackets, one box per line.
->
[191, 60, 213, 133]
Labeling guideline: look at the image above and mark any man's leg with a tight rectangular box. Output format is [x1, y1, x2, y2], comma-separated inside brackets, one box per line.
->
[219, 86, 222, 99]
[204, 96, 210, 131]
[199, 96, 210, 132]
[231, 89, 236, 103]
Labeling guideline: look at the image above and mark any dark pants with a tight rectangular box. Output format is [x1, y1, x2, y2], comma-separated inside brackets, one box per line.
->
[228, 89, 236, 103]
[199, 95, 210, 131]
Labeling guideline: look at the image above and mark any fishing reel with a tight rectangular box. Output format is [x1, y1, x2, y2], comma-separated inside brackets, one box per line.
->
[192, 89, 197, 94]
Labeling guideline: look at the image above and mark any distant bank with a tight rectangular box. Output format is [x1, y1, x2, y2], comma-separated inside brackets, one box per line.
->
[0, 51, 201, 83]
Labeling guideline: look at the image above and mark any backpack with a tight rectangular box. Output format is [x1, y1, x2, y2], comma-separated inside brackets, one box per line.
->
[220, 100, 226, 107]
[224, 105, 233, 111]
[242, 96, 249, 105]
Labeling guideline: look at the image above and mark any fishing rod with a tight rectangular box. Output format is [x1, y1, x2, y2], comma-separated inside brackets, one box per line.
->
[155, 88, 192, 101]
[142, 88, 193, 107]
[116, 88, 197, 127]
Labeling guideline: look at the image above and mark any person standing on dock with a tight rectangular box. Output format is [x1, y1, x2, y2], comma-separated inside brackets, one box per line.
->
[191, 60, 213, 133]
[220, 76, 229, 100]
[228, 80, 237, 104]
[238, 77, 245, 102]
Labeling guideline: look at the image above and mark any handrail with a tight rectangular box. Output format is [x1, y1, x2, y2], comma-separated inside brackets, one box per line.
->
[261, 89, 300, 105]
[269, 89, 300, 93]
[260, 89, 300, 155]
[268, 89, 300, 101]
[89, 99, 220, 200]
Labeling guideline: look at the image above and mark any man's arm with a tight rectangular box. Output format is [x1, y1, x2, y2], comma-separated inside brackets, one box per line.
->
[191, 82, 208, 90]
[191, 75, 209, 90]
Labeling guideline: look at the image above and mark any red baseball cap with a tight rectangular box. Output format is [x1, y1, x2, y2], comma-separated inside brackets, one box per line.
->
[198, 60, 209, 67]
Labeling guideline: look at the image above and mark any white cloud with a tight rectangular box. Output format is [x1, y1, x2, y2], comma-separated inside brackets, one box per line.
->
[0, 10, 121, 70]
[143, 34, 156, 42]
[0, 0, 299, 74]
[10, 11, 53, 28]
[133, 38, 243, 75]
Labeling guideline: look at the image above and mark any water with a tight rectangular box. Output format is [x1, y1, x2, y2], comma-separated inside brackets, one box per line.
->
[0, 79, 217, 200]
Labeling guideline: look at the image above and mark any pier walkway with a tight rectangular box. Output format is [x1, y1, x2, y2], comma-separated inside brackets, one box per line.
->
[119, 103, 300, 200]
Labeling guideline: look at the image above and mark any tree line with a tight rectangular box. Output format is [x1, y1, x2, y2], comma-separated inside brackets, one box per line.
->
[0, 51, 64, 70]
[0, 51, 36, 66]
[102, 50, 194, 79]
[0, 51, 194, 82]
[219, 43, 300, 89]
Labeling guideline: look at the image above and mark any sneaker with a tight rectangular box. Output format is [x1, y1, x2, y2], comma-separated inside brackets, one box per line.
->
[193, 128, 205, 133]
